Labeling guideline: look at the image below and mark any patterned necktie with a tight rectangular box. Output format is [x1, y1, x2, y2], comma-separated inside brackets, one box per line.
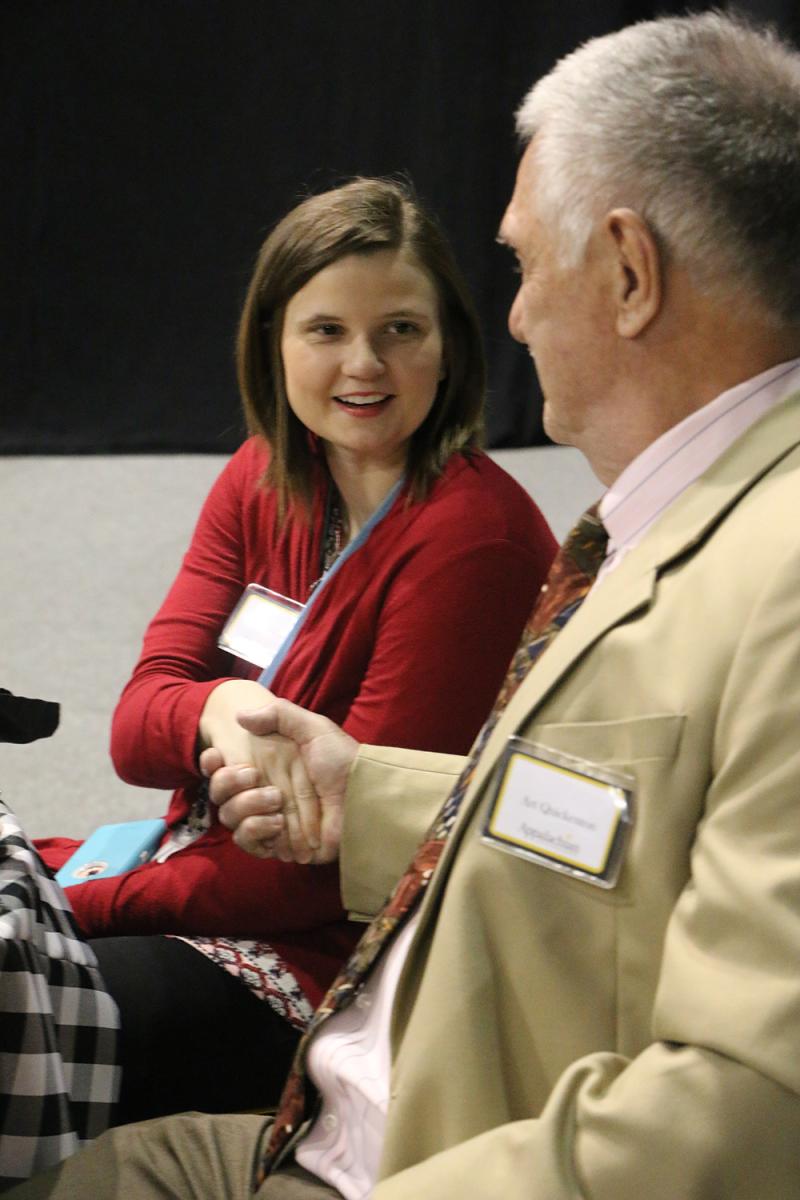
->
[259, 503, 608, 1178]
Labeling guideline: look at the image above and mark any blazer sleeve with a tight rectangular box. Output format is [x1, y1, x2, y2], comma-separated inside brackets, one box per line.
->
[373, 544, 800, 1199]
[341, 746, 466, 919]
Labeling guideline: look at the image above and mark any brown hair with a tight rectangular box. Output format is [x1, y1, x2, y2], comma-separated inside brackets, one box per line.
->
[236, 177, 485, 511]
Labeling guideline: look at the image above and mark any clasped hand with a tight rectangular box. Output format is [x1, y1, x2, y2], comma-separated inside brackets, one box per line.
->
[200, 698, 358, 865]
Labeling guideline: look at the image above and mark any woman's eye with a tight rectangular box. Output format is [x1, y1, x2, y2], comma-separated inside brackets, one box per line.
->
[386, 320, 420, 336]
[311, 323, 343, 337]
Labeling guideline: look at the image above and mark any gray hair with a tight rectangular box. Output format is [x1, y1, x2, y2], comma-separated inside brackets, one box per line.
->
[516, 11, 800, 325]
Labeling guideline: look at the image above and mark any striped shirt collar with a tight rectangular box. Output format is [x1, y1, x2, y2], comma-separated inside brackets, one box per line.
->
[597, 358, 800, 579]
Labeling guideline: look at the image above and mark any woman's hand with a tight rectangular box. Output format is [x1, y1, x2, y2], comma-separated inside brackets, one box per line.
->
[205, 699, 359, 864]
[198, 680, 321, 862]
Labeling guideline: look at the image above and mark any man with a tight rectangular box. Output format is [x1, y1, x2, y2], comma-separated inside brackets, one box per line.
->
[11, 10, 800, 1198]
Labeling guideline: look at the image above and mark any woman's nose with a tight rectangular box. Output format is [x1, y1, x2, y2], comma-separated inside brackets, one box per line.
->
[342, 335, 384, 377]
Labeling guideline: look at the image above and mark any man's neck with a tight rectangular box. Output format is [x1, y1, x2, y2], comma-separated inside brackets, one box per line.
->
[585, 298, 800, 486]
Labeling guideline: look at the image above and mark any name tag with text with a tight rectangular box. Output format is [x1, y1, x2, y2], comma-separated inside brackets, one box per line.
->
[482, 738, 633, 889]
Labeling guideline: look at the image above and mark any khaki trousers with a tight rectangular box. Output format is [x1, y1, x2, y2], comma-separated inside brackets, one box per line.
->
[3, 1113, 342, 1199]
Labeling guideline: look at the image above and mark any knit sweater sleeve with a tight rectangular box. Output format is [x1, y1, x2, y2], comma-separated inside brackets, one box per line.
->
[109, 442, 261, 789]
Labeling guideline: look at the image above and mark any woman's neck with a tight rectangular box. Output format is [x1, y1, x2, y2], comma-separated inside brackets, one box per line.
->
[325, 449, 405, 541]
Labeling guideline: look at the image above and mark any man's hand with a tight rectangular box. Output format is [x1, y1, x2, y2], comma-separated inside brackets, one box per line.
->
[200, 738, 320, 863]
[207, 699, 359, 864]
[199, 680, 322, 862]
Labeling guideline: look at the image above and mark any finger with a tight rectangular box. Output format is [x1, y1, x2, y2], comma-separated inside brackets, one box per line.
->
[207, 764, 259, 807]
[317, 797, 344, 864]
[236, 703, 281, 738]
[290, 753, 320, 852]
[199, 746, 225, 778]
[268, 827, 296, 863]
[251, 752, 314, 864]
[217, 786, 284, 832]
[232, 813, 287, 859]
[238, 698, 335, 745]
[280, 790, 313, 865]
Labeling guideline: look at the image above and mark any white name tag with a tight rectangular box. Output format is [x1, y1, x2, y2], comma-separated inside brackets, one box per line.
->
[482, 738, 633, 889]
[218, 584, 303, 670]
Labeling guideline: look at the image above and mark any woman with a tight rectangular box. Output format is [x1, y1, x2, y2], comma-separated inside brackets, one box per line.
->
[39, 178, 556, 1122]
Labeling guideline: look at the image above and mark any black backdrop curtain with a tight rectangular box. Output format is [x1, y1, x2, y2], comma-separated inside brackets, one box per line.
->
[3, 0, 797, 454]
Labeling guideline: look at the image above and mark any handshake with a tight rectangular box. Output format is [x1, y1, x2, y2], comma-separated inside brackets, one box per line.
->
[200, 697, 359, 866]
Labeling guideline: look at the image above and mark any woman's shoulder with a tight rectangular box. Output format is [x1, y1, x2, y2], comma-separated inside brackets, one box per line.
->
[226, 435, 272, 478]
[195, 437, 284, 540]
[419, 450, 553, 544]
[445, 448, 529, 490]
[214, 436, 279, 503]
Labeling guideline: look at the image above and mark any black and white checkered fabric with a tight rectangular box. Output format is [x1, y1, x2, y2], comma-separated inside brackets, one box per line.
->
[0, 798, 120, 1185]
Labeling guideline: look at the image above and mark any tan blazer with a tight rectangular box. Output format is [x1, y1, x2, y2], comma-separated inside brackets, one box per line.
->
[337, 394, 800, 1199]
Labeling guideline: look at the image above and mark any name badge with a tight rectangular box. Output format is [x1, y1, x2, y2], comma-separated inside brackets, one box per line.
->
[218, 584, 303, 670]
[482, 737, 633, 889]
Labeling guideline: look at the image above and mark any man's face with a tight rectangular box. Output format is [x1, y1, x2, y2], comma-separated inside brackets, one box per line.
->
[499, 140, 614, 455]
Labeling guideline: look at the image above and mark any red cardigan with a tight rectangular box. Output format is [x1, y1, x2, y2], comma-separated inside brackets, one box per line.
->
[52, 440, 556, 1005]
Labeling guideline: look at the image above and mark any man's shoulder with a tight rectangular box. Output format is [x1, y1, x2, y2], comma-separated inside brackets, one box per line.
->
[639, 398, 800, 573]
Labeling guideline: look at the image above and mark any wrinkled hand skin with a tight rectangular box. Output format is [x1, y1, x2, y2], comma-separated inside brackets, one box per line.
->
[198, 680, 321, 862]
[203, 699, 359, 865]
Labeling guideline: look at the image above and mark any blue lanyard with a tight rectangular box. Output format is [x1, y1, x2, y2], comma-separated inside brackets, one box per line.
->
[258, 477, 404, 687]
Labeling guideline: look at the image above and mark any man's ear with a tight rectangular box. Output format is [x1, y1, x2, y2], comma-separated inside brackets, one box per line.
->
[604, 208, 662, 338]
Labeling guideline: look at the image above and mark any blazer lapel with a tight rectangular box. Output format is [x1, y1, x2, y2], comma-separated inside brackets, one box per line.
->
[439, 392, 800, 863]
[463, 556, 657, 811]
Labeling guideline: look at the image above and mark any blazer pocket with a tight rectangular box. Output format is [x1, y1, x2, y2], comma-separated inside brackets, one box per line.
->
[527, 712, 685, 768]
[490, 713, 686, 912]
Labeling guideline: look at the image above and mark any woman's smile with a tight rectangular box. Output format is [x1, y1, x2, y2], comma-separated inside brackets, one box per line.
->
[333, 391, 395, 413]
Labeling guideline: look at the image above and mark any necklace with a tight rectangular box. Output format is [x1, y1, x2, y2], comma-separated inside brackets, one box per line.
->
[308, 489, 347, 596]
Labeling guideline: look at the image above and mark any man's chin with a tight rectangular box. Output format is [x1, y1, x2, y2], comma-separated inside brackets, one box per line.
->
[542, 407, 575, 449]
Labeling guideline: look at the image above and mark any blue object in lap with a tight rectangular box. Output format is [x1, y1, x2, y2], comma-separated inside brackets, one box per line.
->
[55, 819, 167, 886]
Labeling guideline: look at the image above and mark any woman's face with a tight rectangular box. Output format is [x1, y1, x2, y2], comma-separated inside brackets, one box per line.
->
[280, 249, 446, 475]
